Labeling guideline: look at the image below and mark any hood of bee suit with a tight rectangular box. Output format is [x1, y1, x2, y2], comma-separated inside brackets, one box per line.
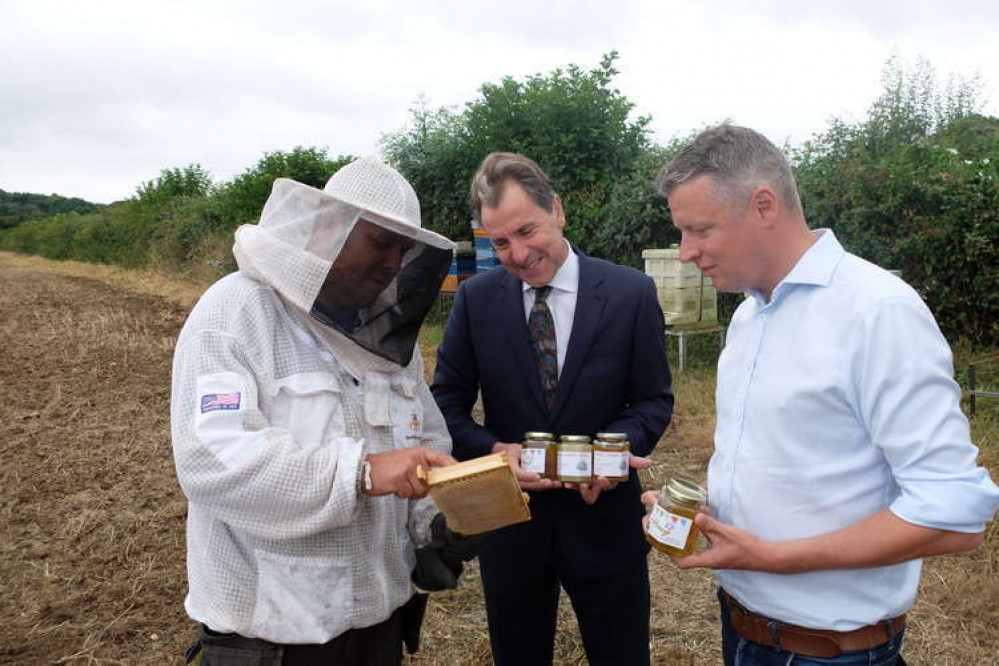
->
[232, 158, 455, 367]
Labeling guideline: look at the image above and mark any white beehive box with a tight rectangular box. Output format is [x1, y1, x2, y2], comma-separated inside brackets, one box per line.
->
[642, 248, 718, 329]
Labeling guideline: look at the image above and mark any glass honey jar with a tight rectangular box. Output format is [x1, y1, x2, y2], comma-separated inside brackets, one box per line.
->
[592, 432, 630, 482]
[557, 435, 593, 483]
[646, 477, 707, 557]
[520, 431, 557, 479]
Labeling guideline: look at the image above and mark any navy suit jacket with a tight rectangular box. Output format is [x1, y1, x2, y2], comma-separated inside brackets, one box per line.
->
[431, 248, 673, 568]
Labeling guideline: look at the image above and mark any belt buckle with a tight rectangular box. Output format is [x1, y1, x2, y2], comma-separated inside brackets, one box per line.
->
[767, 619, 781, 651]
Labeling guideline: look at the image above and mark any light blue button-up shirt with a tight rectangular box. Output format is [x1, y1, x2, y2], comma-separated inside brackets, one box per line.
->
[711, 229, 999, 631]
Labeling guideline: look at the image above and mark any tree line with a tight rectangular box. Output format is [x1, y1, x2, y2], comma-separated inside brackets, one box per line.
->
[1, 53, 996, 343]
[0, 189, 104, 230]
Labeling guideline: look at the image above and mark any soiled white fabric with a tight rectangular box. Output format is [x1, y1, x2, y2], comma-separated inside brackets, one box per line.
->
[711, 229, 999, 631]
[171, 161, 453, 644]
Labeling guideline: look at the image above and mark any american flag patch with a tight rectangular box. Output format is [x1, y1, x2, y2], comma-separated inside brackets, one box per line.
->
[201, 392, 241, 413]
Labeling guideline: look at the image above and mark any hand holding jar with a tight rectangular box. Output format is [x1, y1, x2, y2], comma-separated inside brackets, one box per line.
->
[642, 477, 708, 558]
[493, 440, 562, 491]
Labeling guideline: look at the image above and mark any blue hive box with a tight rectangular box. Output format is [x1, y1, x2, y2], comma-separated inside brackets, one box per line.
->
[473, 228, 500, 272]
[442, 248, 477, 292]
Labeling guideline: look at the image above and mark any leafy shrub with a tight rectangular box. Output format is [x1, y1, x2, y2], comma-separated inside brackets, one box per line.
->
[794, 58, 998, 343]
[214, 147, 355, 229]
[136, 164, 214, 206]
[383, 52, 654, 264]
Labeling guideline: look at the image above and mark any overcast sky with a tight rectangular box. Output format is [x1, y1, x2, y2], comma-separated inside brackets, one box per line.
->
[2, 0, 998, 204]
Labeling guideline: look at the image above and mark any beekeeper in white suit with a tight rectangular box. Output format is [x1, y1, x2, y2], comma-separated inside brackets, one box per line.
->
[171, 158, 467, 665]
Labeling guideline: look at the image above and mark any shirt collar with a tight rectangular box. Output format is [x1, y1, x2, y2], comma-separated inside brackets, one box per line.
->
[749, 229, 844, 304]
[522, 239, 579, 294]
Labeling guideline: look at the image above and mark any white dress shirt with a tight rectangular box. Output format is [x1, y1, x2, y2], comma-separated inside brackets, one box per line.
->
[522, 240, 579, 377]
[711, 229, 999, 631]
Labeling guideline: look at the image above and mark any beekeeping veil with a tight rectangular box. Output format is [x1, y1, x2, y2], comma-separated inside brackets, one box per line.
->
[232, 158, 454, 367]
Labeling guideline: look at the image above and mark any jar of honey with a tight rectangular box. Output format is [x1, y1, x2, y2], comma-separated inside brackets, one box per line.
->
[520, 431, 557, 479]
[593, 432, 630, 482]
[557, 435, 593, 483]
[646, 477, 707, 557]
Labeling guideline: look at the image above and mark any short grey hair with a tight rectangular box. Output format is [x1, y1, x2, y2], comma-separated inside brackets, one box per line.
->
[657, 123, 802, 215]
[469, 152, 556, 222]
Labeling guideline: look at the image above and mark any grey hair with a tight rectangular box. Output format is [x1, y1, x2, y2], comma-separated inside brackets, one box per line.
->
[469, 152, 556, 221]
[657, 123, 802, 215]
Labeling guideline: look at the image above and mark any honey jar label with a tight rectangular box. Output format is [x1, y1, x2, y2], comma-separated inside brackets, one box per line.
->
[593, 451, 629, 478]
[520, 447, 546, 474]
[558, 450, 592, 476]
[648, 504, 693, 550]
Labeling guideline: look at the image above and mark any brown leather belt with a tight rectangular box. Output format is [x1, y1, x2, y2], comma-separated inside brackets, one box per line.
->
[722, 590, 905, 659]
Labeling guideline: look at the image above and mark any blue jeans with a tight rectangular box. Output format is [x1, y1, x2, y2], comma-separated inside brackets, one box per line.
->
[719, 589, 906, 666]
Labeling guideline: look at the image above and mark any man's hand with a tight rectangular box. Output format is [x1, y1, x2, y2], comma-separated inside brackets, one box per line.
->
[492, 442, 562, 491]
[642, 487, 764, 569]
[671, 513, 781, 571]
[567, 454, 653, 505]
[365, 446, 456, 499]
[642, 489, 776, 569]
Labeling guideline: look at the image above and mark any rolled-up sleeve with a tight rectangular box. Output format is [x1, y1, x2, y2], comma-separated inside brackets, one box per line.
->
[857, 297, 999, 532]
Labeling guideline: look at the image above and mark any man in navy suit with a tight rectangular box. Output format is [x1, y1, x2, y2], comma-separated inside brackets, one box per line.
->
[431, 152, 673, 665]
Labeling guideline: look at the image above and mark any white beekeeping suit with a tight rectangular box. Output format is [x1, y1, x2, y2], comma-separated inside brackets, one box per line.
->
[171, 159, 455, 644]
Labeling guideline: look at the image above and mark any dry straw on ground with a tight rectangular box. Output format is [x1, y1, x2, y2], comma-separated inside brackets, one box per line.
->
[1, 251, 996, 665]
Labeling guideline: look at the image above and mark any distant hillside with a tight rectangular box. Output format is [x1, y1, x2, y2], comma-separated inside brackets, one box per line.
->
[0, 189, 105, 229]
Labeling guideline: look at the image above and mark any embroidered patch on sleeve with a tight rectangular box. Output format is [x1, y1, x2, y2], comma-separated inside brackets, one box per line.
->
[201, 392, 241, 413]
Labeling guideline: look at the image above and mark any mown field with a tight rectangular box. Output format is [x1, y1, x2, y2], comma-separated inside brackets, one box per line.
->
[1, 251, 996, 665]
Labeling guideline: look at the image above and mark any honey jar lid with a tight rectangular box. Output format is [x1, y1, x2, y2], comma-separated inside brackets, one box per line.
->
[559, 434, 591, 444]
[663, 477, 706, 505]
[524, 431, 555, 441]
[595, 432, 628, 443]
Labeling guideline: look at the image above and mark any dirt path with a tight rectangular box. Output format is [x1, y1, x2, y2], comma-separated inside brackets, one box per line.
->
[0, 255, 193, 663]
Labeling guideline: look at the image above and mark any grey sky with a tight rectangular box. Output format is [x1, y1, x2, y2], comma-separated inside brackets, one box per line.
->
[2, 0, 997, 203]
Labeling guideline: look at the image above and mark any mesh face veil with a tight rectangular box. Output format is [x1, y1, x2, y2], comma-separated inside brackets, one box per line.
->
[233, 159, 455, 366]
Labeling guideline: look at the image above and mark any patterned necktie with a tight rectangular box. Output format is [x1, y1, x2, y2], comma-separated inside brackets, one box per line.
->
[528, 286, 558, 410]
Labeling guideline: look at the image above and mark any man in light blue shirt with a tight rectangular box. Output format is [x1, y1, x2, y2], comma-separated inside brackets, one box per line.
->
[645, 124, 999, 666]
